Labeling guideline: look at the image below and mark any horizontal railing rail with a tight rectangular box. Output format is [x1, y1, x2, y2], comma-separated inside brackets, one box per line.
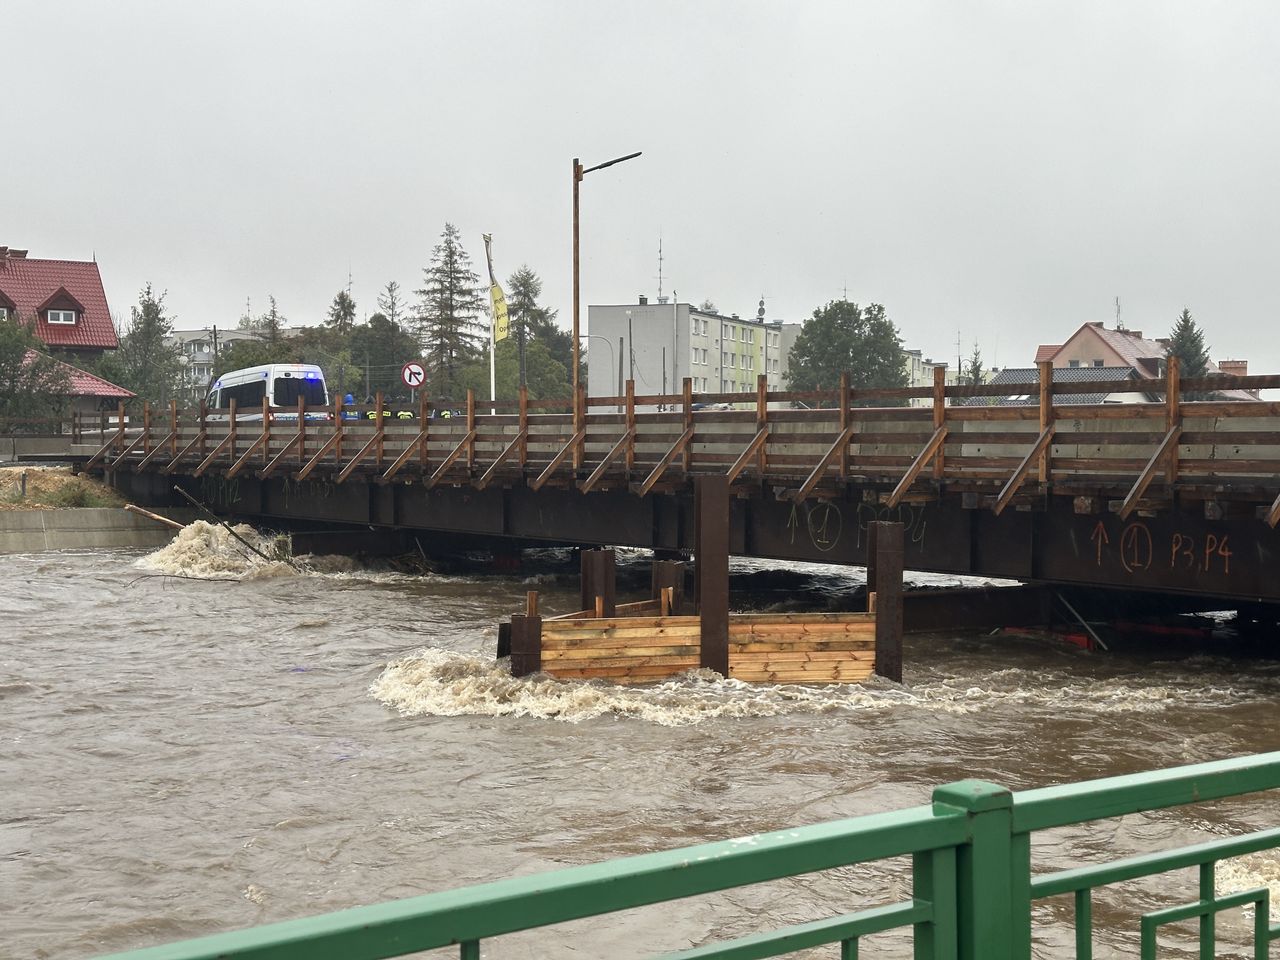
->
[73, 361, 1280, 528]
[94, 751, 1280, 960]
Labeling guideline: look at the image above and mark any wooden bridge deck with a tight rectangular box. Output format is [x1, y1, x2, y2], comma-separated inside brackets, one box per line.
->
[84, 362, 1280, 528]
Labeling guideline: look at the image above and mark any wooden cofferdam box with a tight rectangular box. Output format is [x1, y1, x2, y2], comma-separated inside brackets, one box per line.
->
[534, 611, 876, 685]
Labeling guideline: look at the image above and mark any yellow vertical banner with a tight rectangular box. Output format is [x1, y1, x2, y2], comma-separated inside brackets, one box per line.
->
[491, 283, 510, 342]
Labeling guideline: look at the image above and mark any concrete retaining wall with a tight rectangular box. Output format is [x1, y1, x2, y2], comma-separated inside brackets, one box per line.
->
[0, 508, 196, 553]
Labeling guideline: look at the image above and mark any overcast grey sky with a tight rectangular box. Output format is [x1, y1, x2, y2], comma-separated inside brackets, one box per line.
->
[8, 1, 1279, 373]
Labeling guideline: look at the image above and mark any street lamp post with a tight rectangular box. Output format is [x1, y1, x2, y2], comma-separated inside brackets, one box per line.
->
[580, 334, 617, 410]
[572, 151, 642, 395]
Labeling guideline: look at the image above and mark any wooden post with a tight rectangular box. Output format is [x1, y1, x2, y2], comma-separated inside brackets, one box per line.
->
[625, 379, 636, 475]
[870, 520, 904, 683]
[261, 396, 271, 465]
[142, 401, 152, 456]
[297, 395, 306, 464]
[1037, 360, 1054, 484]
[518, 384, 529, 468]
[682, 377, 694, 475]
[375, 390, 385, 467]
[695, 475, 730, 675]
[838, 371, 850, 480]
[756, 373, 769, 476]
[509, 613, 542, 677]
[579, 547, 617, 617]
[228, 398, 238, 461]
[466, 389, 476, 473]
[419, 390, 430, 472]
[334, 392, 344, 463]
[169, 400, 178, 458]
[198, 401, 208, 458]
[573, 383, 586, 472]
[526, 590, 539, 616]
[932, 365, 947, 481]
[651, 558, 685, 614]
[1165, 355, 1181, 486]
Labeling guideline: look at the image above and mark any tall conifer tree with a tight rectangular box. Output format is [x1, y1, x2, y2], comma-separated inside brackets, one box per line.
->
[414, 223, 485, 395]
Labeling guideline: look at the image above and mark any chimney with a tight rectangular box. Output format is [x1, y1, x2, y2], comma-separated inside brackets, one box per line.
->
[1218, 359, 1248, 378]
[638, 295, 648, 305]
[1128, 330, 1143, 339]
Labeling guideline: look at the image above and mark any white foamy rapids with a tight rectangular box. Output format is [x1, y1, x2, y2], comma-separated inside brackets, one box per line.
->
[1217, 852, 1280, 922]
[136, 521, 296, 579]
[369, 650, 1263, 727]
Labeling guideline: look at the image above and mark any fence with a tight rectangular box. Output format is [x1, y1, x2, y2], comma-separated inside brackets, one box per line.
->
[95, 751, 1280, 960]
[81, 362, 1280, 523]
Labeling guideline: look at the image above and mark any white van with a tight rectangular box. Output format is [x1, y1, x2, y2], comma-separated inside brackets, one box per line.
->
[207, 364, 329, 418]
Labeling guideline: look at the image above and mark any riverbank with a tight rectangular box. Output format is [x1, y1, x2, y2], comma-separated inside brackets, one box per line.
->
[0, 468, 195, 551]
[0, 465, 123, 510]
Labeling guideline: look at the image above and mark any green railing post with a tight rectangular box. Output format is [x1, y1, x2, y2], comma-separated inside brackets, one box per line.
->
[933, 779, 1026, 960]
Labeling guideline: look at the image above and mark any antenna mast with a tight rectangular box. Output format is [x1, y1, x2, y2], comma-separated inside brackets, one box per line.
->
[1115, 296, 1123, 330]
[656, 236, 664, 301]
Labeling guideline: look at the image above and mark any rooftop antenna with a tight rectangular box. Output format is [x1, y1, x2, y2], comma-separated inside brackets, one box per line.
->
[843, 283, 848, 301]
[956, 330, 962, 374]
[1114, 296, 1124, 330]
[347, 264, 354, 298]
[656, 235, 665, 301]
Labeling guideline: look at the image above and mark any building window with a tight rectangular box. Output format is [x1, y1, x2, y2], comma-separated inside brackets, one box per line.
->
[0, 307, 8, 322]
[744, 329, 754, 344]
[1093, 359, 1104, 367]
[1069, 360, 1081, 368]
[47, 309, 77, 324]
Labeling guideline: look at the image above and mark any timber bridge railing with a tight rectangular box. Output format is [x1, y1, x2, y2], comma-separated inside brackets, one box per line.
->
[95, 750, 1280, 959]
[83, 359, 1280, 524]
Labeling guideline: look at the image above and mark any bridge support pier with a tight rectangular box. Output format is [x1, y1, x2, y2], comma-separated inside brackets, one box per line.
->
[869, 521, 905, 683]
[651, 559, 687, 614]
[696, 476, 730, 676]
[579, 548, 617, 617]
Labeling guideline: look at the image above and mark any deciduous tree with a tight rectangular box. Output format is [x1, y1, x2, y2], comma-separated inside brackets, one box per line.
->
[350, 312, 421, 399]
[785, 300, 907, 403]
[0, 313, 69, 428]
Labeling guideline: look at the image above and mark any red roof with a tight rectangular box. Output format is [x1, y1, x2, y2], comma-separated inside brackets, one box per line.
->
[23, 349, 134, 399]
[1034, 344, 1061, 363]
[0, 254, 118, 350]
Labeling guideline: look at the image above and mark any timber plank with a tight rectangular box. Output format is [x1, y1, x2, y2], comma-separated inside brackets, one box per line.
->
[541, 645, 700, 661]
[541, 625, 704, 645]
[545, 664, 694, 680]
[729, 650, 875, 663]
[542, 654, 700, 670]
[728, 641, 875, 654]
[730, 612, 875, 625]
[728, 623, 876, 638]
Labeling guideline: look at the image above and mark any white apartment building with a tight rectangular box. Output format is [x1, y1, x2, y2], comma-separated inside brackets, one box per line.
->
[903, 349, 954, 407]
[587, 296, 801, 404]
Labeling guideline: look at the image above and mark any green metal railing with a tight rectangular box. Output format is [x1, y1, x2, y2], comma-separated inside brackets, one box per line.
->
[96, 752, 1280, 960]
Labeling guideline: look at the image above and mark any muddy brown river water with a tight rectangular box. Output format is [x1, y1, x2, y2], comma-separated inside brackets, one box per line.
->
[3, 523, 1279, 958]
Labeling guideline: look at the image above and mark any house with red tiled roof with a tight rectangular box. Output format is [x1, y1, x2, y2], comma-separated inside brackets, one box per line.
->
[21, 350, 134, 416]
[1035, 322, 1256, 400]
[0, 246, 119, 357]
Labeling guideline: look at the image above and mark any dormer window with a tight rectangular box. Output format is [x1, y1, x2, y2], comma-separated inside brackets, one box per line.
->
[47, 309, 77, 324]
[0, 307, 8, 322]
